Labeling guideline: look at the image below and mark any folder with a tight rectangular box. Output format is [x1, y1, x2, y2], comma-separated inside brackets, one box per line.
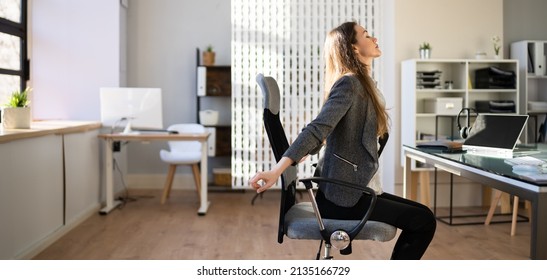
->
[534, 42, 546, 76]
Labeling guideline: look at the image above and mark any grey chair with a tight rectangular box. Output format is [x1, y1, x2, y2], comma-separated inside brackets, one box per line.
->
[256, 73, 397, 259]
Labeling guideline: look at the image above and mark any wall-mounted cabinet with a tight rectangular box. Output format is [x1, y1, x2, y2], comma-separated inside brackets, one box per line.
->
[511, 40, 547, 142]
[401, 59, 519, 170]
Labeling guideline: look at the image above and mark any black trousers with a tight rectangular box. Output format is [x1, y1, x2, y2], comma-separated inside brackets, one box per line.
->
[316, 189, 436, 260]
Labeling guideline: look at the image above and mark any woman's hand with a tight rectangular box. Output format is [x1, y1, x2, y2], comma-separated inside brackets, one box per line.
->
[249, 157, 294, 193]
[249, 170, 280, 193]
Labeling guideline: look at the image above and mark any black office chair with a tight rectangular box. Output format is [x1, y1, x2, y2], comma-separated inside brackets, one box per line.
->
[256, 74, 397, 259]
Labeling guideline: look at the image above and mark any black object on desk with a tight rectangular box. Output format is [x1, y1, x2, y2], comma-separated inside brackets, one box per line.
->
[134, 129, 179, 134]
[417, 140, 463, 153]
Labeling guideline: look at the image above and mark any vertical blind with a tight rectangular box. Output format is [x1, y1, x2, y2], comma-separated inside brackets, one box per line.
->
[231, 0, 380, 188]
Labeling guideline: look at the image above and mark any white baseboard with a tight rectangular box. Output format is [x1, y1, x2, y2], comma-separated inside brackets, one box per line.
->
[126, 173, 197, 190]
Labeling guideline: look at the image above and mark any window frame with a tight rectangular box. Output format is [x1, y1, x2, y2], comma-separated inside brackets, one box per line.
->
[0, 0, 29, 92]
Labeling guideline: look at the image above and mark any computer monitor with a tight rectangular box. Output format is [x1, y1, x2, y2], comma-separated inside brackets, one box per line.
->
[100, 87, 163, 134]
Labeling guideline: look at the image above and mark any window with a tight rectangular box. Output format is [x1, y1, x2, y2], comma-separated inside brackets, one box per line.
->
[0, 0, 28, 104]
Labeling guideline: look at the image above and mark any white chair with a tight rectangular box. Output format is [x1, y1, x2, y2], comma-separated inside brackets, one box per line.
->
[159, 123, 205, 204]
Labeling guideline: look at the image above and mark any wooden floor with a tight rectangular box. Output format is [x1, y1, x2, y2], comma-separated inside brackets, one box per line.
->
[34, 189, 531, 260]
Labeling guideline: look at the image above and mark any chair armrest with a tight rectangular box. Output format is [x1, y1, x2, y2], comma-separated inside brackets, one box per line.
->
[299, 177, 377, 242]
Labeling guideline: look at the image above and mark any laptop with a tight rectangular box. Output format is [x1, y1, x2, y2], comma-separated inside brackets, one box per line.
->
[463, 113, 528, 158]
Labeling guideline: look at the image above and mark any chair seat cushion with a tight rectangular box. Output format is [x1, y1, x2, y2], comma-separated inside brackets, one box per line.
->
[285, 202, 397, 241]
[159, 150, 201, 164]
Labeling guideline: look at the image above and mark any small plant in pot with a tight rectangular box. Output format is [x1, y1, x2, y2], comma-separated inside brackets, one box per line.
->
[202, 45, 216, 66]
[419, 42, 431, 59]
[2, 87, 32, 129]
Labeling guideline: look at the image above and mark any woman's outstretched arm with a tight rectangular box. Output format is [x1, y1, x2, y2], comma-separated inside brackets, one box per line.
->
[249, 157, 294, 193]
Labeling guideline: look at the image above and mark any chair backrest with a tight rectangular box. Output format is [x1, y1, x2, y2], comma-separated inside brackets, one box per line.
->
[166, 123, 205, 152]
[256, 73, 298, 244]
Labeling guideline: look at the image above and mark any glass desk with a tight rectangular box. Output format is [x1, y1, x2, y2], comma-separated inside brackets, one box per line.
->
[403, 144, 547, 260]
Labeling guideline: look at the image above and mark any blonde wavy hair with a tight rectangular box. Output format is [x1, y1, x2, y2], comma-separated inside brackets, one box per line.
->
[323, 22, 389, 137]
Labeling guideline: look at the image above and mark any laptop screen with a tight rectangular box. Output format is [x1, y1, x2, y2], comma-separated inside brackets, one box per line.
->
[463, 114, 528, 153]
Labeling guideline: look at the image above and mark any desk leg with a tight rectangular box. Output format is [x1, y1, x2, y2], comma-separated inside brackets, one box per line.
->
[197, 141, 210, 215]
[403, 154, 412, 199]
[419, 171, 431, 207]
[99, 139, 122, 215]
[409, 172, 418, 201]
[531, 193, 547, 259]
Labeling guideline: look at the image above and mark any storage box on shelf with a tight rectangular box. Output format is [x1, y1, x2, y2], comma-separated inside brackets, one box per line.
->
[213, 168, 232, 186]
[401, 59, 519, 170]
[511, 40, 547, 142]
[424, 97, 463, 115]
[199, 110, 219, 126]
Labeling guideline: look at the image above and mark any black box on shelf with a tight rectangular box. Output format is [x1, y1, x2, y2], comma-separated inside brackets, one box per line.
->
[475, 100, 515, 113]
[475, 67, 516, 89]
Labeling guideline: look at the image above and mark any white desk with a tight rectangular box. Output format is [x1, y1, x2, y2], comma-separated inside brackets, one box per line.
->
[98, 132, 210, 215]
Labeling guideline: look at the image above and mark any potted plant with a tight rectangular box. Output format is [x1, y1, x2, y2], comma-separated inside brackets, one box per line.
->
[2, 87, 32, 129]
[202, 45, 216, 66]
[419, 42, 431, 59]
[492, 35, 501, 59]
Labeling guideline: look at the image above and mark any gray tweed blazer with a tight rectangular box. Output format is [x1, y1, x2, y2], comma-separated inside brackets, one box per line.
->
[283, 74, 379, 207]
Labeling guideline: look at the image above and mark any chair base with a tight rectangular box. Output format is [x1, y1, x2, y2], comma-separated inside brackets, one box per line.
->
[319, 242, 334, 260]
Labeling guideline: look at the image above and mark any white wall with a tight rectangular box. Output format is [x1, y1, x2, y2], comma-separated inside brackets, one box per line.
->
[127, 0, 231, 127]
[31, 0, 123, 121]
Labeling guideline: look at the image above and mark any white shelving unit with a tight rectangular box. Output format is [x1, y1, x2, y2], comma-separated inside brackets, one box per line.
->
[511, 40, 547, 142]
[401, 59, 519, 170]
[196, 64, 233, 187]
